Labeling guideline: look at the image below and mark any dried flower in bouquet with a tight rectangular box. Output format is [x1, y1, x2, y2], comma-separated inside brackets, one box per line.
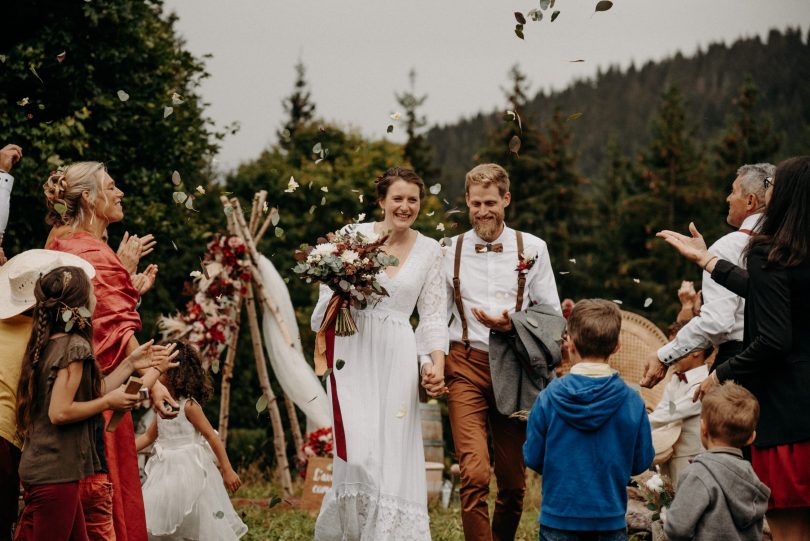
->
[294, 226, 398, 337]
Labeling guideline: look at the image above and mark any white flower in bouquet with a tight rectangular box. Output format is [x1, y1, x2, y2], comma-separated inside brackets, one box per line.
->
[360, 230, 380, 243]
[340, 250, 361, 265]
[312, 242, 338, 259]
[522, 245, 539, 261]
[645, 474, 665, 493]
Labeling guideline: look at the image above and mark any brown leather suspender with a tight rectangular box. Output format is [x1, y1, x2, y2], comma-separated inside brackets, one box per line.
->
[452, 231, 528, 349]
[515, 231, 526, 312]
[453, 233, 470, 348]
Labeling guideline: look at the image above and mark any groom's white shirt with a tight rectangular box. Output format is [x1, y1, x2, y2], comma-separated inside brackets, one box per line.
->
[444, 225, 561, 352]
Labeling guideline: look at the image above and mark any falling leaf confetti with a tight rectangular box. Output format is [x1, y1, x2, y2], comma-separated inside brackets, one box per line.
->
[336, 359, 346, 370]
[551, 10, 561, 22]
[633, 278, 641, 284]
[357, 213, 366, 221]
[569, 258, 577, 264]
[171, 92, 184, 105]
[163, 106, 173, 118]
[514, 24, 525, 40]
[595, 1, 613, 12]
[285, 176, 299, 193]
[320, 186, 329, 193]
[387, 124, 394, 133]
[195, 185, 205, 195]
[396, 403, 407, 419]
[426, 211, 435, 217]
[436, 223, 445, 231]
[509, 135, 521, 154]
[117, 90, 130, 102]
[189, 270, 202, 279]
[612, 299, 623, 305]
[56, 51, 66, 63]
[390, 112, 402, 121]
[274, 227, 284, 238]
[569, 59, 586, 63]
[429, 183, 441, 195]
[171, 171, 182, 186]
[17, 97, 29, 107]
[255, 395, 268, 414]
[644, 298, 653, 308]
[567, 112, 583, 121]
[527, 9, 542, 21]
[514, 12, 527, 25]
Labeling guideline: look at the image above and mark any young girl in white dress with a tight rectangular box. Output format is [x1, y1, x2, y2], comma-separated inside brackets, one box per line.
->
[136, 341, 247, 541]
[311, 167, 449, 540]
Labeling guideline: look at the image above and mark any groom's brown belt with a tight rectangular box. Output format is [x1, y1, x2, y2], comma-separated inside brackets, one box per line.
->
[452, 231, 526, 349]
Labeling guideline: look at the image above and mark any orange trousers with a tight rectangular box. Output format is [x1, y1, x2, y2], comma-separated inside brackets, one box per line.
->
[446, 343, 526, 541]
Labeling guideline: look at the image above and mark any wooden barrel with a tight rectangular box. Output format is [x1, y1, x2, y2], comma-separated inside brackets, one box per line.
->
[420, 402, 444, 464]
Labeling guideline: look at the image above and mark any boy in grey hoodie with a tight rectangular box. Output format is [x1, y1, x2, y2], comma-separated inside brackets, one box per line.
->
[664, 382, 770, 541]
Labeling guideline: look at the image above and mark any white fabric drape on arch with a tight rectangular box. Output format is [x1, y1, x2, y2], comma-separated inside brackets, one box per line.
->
[257, 254, 331, 432]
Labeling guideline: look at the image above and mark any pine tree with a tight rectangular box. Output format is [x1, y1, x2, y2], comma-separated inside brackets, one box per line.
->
[478, 64, 549, 228]
[627, 86, 714, 320]
[395, 69, 439, 181]
[714, 76, 781, 187]
[278, 61, 316, 153]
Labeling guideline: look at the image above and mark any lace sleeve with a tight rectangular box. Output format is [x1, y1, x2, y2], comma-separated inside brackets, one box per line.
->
[415, 241, 449, 355]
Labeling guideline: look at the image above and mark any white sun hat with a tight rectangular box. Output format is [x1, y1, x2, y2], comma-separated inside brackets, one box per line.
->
[0, 249, 96, 319]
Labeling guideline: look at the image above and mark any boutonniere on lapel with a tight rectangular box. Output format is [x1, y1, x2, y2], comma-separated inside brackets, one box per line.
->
[516, 245, 539, 274]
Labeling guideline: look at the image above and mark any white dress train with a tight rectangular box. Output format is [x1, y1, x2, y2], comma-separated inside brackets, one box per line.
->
[311, 223, 448, 541]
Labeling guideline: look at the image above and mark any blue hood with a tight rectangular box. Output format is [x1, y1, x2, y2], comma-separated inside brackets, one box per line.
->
[547, 373, 630, 431]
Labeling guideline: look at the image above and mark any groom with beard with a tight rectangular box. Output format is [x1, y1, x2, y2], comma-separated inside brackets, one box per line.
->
[433, 164, 561, 540]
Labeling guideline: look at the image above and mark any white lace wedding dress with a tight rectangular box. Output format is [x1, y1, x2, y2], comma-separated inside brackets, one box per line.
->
[311, 223, 448, 541]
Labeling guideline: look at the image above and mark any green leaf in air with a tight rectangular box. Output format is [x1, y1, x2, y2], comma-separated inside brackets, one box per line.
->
[527, 9, 543, 22]
[551, 10, 560, 22]
[514, 12, 527, 25]
[255, 395, 268, 414]
[514, 24, 524, 40]
[336, 359, 346, 370]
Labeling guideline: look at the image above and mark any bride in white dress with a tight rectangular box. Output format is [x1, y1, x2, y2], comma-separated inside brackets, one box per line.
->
[311, 167, 448, 541]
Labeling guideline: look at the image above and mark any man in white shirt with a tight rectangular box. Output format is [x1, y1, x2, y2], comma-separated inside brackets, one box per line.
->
[641, 163, 775, 388]
[441, 163, 560, 541]
[0, 144, 24, 266]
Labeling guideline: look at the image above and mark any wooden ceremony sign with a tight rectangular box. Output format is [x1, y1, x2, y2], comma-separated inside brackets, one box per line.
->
[300, 456, 334, 511]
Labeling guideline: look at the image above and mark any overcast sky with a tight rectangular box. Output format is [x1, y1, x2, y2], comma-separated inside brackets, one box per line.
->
[163, 0, 808, 171]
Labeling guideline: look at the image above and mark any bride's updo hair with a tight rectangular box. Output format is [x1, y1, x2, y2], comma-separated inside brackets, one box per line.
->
[43, 162, 107, 227]
[375, 167, 425, 203]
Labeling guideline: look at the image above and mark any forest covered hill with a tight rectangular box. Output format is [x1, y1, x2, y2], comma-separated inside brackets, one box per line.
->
[427, 28, 810, 198]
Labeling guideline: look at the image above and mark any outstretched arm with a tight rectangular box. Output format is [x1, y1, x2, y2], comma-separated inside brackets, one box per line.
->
[135, 416, 158, 452]
[185, 399, 242, 492]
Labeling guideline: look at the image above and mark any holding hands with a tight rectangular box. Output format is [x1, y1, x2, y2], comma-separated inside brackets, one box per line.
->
[421, 363, 448, 398]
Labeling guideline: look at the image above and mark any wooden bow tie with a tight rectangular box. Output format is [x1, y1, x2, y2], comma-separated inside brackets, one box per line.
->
[475, 243, 503, 253]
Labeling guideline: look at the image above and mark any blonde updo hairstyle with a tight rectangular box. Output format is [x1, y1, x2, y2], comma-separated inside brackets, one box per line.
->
[43, 162, 108, 229]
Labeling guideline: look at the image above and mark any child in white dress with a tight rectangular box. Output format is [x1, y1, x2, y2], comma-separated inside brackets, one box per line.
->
[136, 341, 247, 541]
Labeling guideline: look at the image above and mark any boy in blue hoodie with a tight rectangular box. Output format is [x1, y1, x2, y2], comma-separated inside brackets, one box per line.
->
[524, 299, 654, 541]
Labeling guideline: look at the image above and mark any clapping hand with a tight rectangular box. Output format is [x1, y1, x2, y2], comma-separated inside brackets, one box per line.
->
[132, 264, 159, 295]
[117, 232, 157, 273]
[657, 223, 711, 266]
[126, 340, 180, 373]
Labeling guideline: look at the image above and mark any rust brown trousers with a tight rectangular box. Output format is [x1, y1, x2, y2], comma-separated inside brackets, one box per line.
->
[446, 342, 526, 541]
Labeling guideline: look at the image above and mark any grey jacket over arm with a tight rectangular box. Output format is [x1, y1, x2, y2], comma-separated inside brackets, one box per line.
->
[488, 304, 566, 416]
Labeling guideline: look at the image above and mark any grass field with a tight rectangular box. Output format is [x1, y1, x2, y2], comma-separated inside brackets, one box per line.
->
[232, 465, 544, 541]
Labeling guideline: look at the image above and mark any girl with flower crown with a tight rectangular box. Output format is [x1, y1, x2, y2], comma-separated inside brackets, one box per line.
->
[14, 266, 177, 540]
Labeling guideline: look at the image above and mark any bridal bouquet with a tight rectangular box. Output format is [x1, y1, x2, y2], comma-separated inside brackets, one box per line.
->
[294, 226, 398, 336]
